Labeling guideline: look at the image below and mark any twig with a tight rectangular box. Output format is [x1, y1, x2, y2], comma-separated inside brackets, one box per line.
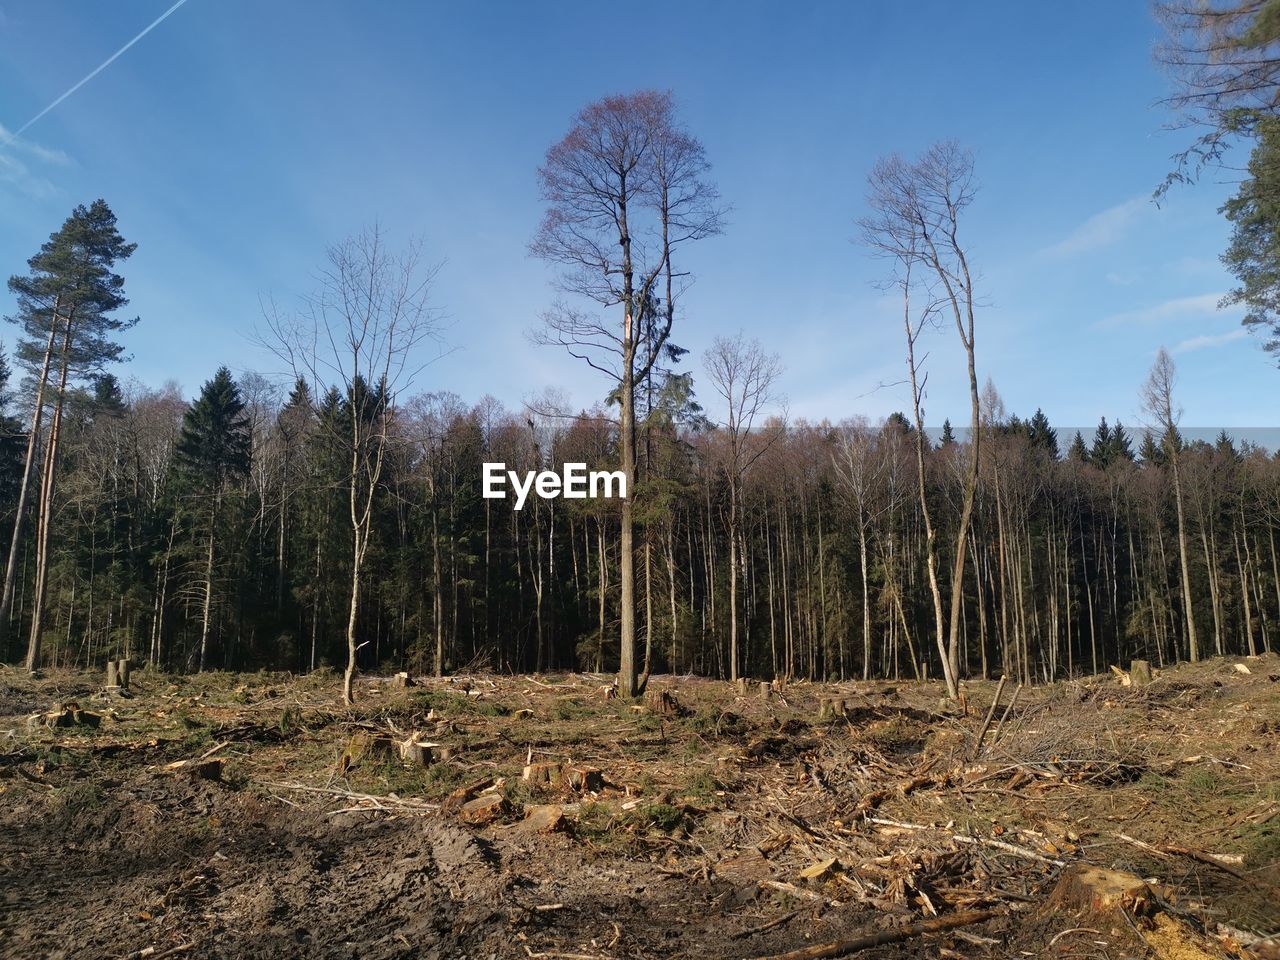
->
[749, 908, 1001, 960]
[731, 907, 807, 939]
[971, 675, 1007, 760]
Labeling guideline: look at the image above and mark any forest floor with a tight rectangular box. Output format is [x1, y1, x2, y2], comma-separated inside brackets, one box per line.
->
[1, 656, 1278, 960]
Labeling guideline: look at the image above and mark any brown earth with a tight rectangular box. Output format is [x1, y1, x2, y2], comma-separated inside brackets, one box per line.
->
[0, 656, 1277, 959]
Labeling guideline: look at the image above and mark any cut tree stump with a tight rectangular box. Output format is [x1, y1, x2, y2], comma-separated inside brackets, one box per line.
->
[399, 739, 441, 767]
[165, 757, 223, 781]
[522, 761, 563, 787]
[645, 690, 680, 716]
[759, 681, 773, 700]
[817, 697, 846, 720]
[564, 765, 603, 792]
[391, 671, 415, 689]
[735, 678, 749, 696]
[1130, 659, 1152, 687]
[339, 731, 396, 775]
[460, 793, 508, 825]
[1043, 865, 1156, 918]
[520, 804, 566, 834]
[117, 659, 131, 690]
[106, 661, 119, 689]
[44, 703, 101, 729]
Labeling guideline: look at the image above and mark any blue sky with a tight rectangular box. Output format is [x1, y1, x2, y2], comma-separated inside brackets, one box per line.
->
[0, 0, 1273, 432]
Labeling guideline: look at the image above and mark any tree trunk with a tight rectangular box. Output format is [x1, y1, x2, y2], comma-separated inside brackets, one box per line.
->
[0, 296, 61, 654]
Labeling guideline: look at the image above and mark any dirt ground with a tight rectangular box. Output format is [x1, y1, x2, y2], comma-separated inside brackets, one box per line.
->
[1, 656, 1277, 960]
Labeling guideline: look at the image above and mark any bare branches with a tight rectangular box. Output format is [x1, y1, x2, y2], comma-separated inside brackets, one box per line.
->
[531, 90, 723, 378]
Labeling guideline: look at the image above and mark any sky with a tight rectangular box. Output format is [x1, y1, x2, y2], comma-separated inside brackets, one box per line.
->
[0, 0, 1274, 437]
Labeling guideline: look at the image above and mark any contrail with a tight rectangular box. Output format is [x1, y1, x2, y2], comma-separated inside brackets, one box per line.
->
[2, 0, 192, 147]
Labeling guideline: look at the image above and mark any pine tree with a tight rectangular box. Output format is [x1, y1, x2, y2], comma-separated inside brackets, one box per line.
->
[1138, 431, 1166, 466]
[1109, 420, 1136, 464]
[1221, 115, 1280, 360]
[1067, 431, 1089, 463]
[1090, 417, 1114, 467]
[175, 367, 251, 670]
[939, 418, 956, 446]
[4, 199, 137, 670]
[1027, 408, 1059, 458]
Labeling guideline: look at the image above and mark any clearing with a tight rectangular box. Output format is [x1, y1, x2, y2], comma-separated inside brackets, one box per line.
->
[1, 657, 1277, 959]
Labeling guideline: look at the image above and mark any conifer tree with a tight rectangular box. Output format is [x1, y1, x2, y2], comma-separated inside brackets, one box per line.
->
[1028, 408, 1059, 458]
[4, 200, 137, 670]
[1138, 431, 1166, 466]
[939, 418, 956, 446]
[1090, 417, 1114, 467]
[1109, 421, 1136, 464]
[1067, 431, 1089, 463]
[174, 367, 251, 671]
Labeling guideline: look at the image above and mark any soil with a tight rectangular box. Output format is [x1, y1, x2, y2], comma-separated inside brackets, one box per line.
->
[1, 656, 1277, 959]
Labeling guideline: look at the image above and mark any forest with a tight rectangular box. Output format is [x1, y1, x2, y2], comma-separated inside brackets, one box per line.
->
[0, 197, 1274, 693]
[1, 6, 1279, 705]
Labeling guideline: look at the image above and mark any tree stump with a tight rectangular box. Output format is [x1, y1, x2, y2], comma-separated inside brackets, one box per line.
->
[391, 671, 414, 689]
[818, 697, 846, 720]
[1130, 660, 1152, 687]
[522, 761, 563, 787]
[106, 661, 119, 689]
[520, 804, 566, 834]
[735, 678, 749, 696]
[339, 731, 396, 774]
[460, 793, 508, 825]
[1042, 865, 1156, 918]
[759, 681, 773, 700]
[399, 739, 439, 766]
[645, 690, 679, 717]
[564, 765, 604, 792]
[45, 703, 101, 729]
[117, 659, 131, 690]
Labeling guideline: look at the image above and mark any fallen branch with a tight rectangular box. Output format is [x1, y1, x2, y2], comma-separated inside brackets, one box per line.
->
[750, 908, 1001, 960]
[865, 817, 1065, 866]
[257, 780, 439, 814]
[970, 675, 1007, 760]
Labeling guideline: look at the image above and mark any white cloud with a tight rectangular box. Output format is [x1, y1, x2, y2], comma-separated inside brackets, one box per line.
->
[1043, 197, 1147, 258]
[1173, 328, 1249, 353]
[1102, 292, 1228, 327]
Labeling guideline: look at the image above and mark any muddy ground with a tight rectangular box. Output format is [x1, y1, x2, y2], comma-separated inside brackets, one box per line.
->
[1, 657, 1277, 959]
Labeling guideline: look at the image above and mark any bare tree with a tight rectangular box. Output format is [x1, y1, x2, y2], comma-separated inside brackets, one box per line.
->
[703, 334, 783, 681]
[266, 227, 441, 704]
[531, 90, 723, 697]
[833, 418, 890, 679]
[1142, 347, 1200, 662]
[860, 143, 982, 699]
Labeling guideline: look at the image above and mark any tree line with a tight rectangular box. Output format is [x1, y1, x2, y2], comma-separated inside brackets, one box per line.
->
[4, 84, 1275, 697]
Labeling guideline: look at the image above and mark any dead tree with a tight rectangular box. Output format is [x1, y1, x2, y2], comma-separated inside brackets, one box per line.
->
[1142, 348, 1200, 662]
[860, 143, 983, 699]
[266, 228, 441, 704]
[703, 334, 784, 682]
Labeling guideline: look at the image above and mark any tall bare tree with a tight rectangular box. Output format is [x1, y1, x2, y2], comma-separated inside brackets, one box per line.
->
[267, 228, 441, 704]
[860, 143, 982, 698]
[703, 334, 783, 681]
[531, 90, 723, 697]
[1142, 347, 1200, 662]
